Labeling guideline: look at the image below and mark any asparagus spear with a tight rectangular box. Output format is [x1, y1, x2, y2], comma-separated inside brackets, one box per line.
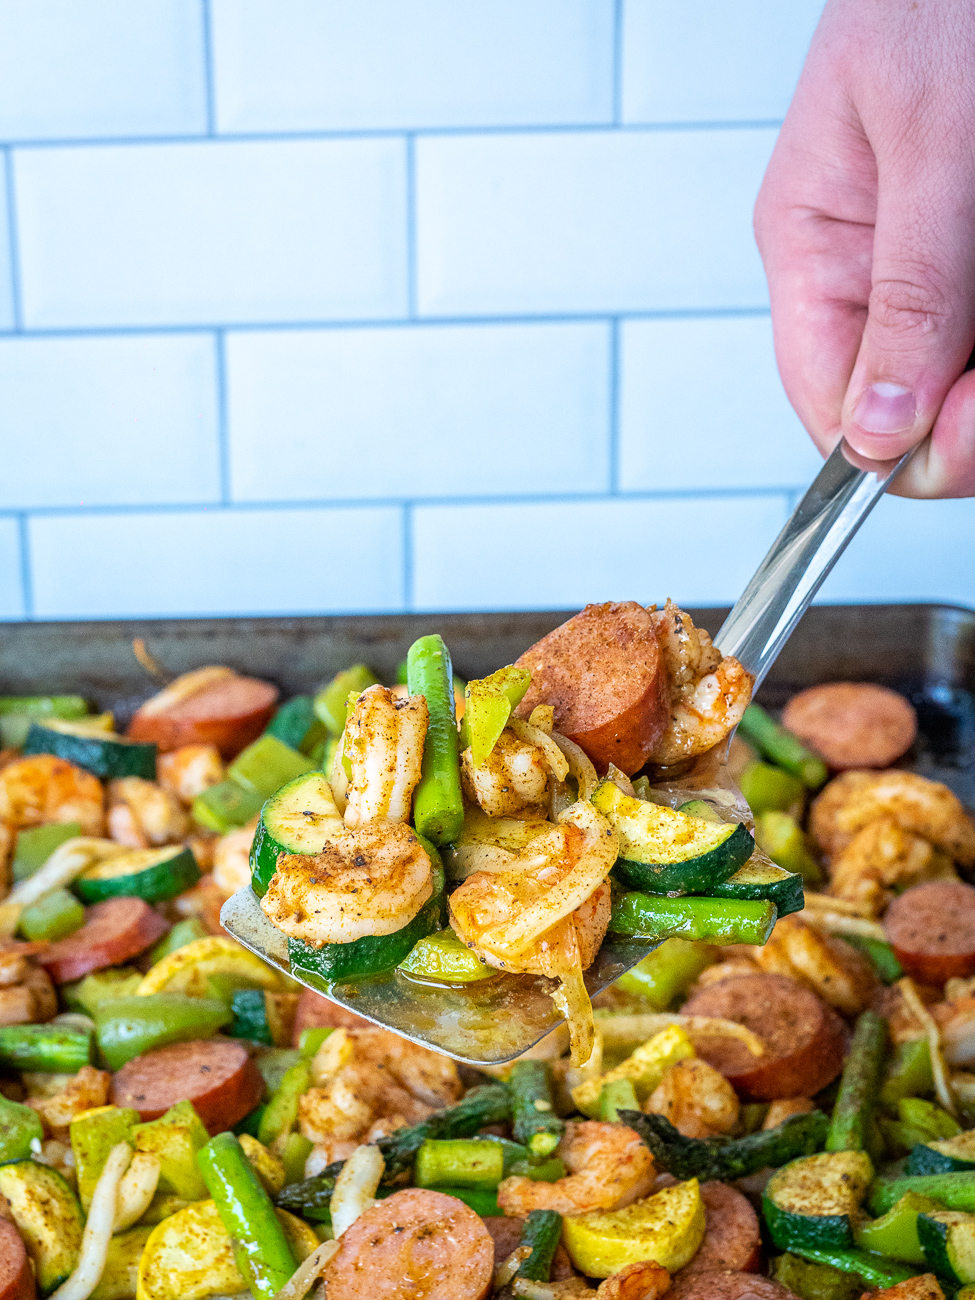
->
[620, 1109, 829, 1181]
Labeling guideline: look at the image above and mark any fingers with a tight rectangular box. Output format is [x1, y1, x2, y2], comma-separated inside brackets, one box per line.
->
[886, 369, 975, 498]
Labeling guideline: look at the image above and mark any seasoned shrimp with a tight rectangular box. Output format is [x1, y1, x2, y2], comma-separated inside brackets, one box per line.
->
[212, 818, 259, 895]
[645, 1057, 739, 1139]
[811, 769, 975, 866]
[27, 1066, 110, 1137]
[261, 820, 433, 946]
[461, 727, 550, 816]
[0, 755, 104, 835]
[829, 814, 954, 914]
[647, 602, 753, 766]
[498, 1119, 655, 1217]
[106, 777, 189, 848]
[753, 912, 877, 1015]
[157, 744, 224, 806]
[343, 685, 428, 829]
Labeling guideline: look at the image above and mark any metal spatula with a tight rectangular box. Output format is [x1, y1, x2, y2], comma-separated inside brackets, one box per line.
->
[222, 439, 914, 1064]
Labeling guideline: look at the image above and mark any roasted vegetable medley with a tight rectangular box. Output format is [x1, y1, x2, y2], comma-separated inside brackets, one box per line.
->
[0, 602, 972, 1299]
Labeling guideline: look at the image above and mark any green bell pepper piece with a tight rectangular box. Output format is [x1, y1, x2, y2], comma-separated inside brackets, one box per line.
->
[70, 1105, 139, 1210]
[149, 917, 208, 964]
[280, 1131, 313, 1185]
[258, 1061, 311, 1150]
[0, 1092, 43, 1164]
[19, 887, 84, 942]
[94, 994, 231, 1070]
[740, 760, 805, 816]
[298, 1027, 333, 1060]
[458, 666, 531, 768]
[754, 810, 822, 885]
[843, 934, 904, 985]
[314, 665, 379, 735]
[134, 1101, 209, 1200]
[12, 821, 82, 882]
[854, 1191, 945, 1264]
[613, 936, 715, 1008]
[192, 780, 265, 834]
[62, 967, 144, 1017]
[398, 929, 495, 983]
[0, 695, 87, 750]
[228, 735, 316, 799]
[880, 1038, 934, 1108]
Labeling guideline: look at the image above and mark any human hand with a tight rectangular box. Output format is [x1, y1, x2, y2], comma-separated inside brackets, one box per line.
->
[754, 0, 975, 497]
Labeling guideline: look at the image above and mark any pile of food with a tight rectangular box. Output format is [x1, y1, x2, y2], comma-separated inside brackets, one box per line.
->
[0, 599, 972, 1300]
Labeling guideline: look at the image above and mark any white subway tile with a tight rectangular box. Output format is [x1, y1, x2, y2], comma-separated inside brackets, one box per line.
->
[0, 0, 206, 141]
[15, 138, 407, 328]
[412, 494, 788, 610]
[816, 496, 975, 607]
[416, 129, 775, 316]
[211, 0, 613, 132]
[622, 0, 823, 124]
[0, 519, 25, 619]
[0, 333, 220, 509]
[227, 322, 610, 502]
[619, 316, 822, 491]
[0, 162, 14, 330]
[29, 506, 404, 618]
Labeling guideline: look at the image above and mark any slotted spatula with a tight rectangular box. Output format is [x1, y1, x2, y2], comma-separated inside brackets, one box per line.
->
[222, 440, 914, 1064]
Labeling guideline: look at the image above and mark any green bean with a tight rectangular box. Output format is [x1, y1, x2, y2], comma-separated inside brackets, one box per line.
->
[826, 1010, 888, 1154]
[509, 1061, 564, 1158]
[0, 1024, 92, 1072]
[414, 1139, 503, 1189]
[407, 635, 464, 845]
[518, 1210, 563, 1283]
[870, 1172, 975, 1216]
[610, 892, 777, 946]
[738, 703, 828, 788]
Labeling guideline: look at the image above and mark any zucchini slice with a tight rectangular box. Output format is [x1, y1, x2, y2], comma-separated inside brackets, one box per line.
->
[763, 1151, 874, 1252]
[289, 887, 443, 984]
[250, 771, 344, 897]
[709, 857, 805, 917]
[74, 844, 200, 904]
[919, 1209, 975, 1285]
[593, 780, 754, 894]
[909, 1131, 975, 1176]
[0, 1159, 84, 1296]
[23, 720, 156, 780]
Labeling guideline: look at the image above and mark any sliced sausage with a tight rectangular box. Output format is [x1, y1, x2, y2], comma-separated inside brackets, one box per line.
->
[0, 1220, 35, 1300]
[111, 1038, 263, 1132]
[322, 1188, 495, 1300]
[884, 880, 975, 984]
[38, 897, 169, 984]
[668, 1272, 799, 1300]
[677, 1181, 761, 1276]
[514, 602, 668, 776]
[482, 1217, 574, 1283]
[782, 682, 917, 770]
[860, 1276, 945, 1300]
[127, 673, 278, 759]
[291, 987, 373, 1045]
[680, 973, 846, 1100]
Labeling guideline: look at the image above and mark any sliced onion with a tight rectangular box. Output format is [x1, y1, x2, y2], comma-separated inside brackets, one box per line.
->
[113, 1152, 160, 1230]
[50, 1142, 131, 1300]
[551, 959, 596, 1068]
[605, 765, 636, 799]
[900, 977, 957, 1117]
[444, 844, 518, 881]
[594, 1011, 765, 1057]
[10, 839, 128, 907]
[527, 705, 555, 735]
[137, 666, 236, 716]
[509, 718, 569, 783]
[269, 1240, 340, 1300]
[330, 1144, 384, 1238]
[549, 733, 598, 802]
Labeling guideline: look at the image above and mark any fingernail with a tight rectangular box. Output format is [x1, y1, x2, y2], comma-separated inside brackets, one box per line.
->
[853, 382, 916, 434]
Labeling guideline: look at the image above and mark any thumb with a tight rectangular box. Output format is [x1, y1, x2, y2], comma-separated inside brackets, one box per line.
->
[841, 156, 975, 464]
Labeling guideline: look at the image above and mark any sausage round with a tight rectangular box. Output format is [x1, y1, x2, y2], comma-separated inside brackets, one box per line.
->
[680, 973, 846, 1100]
[38, 897, 169, 984]
[514, 602, 669, 776]
[668, 1271, 800, 1300]
[110, 1038, 263, 1132]
[290, 987, 373, 1045]
[322, 1188, 495, 1300]
[677, 1181, 761, 1276]
[127, 676, 278, 758]
[884, 880, 975, 984]
[0, 1220, 35, 1300]
[782, 682, 917, 770]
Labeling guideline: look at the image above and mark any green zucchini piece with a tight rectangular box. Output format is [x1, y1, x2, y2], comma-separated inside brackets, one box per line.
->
[708, 856, 805, 917]
[250, 771, 343, 897]
[763, 1151, 874, 1252]
[288, 888, 442, 983]
[22, 720, 156, 780]
[593, 779, 754, 894]
[74, 843, 200, 904]
[264, 696, 319, 753]
[919, 1209, 975, 1284]
[909, 1131, 975, 1176]
[398, 929, 496, 983]
[192, 779, 265, 834]
[0, 1160, 84, 1295]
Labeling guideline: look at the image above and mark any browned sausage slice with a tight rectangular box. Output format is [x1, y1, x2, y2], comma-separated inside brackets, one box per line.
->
[38, 897, 169, 984]
[290, 987, 373, 1045]
[668, 1271, 800, 1299]
[0, 1220, 35, 1300]
[128, 673, 278, 759]
[323, 1188, 495, 1300]
[782, 682, 917, 771]
[884, 880, 975, 984]
[680, 973, 846, 1100]
[514, 602, 668, 775]
[677, 1181, 761, 1276]
[110, 1038, 263, 1132]
[860, 1275, 945, 1300]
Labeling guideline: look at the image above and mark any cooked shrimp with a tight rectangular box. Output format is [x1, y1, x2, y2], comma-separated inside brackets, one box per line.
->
[212, 819, 258, 895]
[498, 1119, 655, 1217]
[261, 820, 433, 946]
[829, 815, 954, 914]
[343, 685, 428, 829]
[0, 755, 104, 835]
[461, 728, 550, 816]
[753, 912, 877, 1015]
[106, 777, 188, 848]
[764, 1097, 816, 1129]
[157, 744, 224, 805]
[595, 1262, 672, 1300]
[27, 1066, 110, 1137]
[811, 769, 975, 866]
[647, 602, 753, 766]
[645, 1057, 739, 1139]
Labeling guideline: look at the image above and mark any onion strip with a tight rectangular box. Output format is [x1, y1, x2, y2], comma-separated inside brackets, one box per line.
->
[594, 1012, 765, 1057]
[9, 838, 127, 908]
[899, 977, 958, 1118]
[113, 1152, 160, 1230]
[549, 732, 598, 802]
[137, 666, 236, 716]
[269, 1240, 340, 1300]
[804, 911, 887, 941]
[330, 1144, 384, 1238]
[50, 1142, 131, 1300]
[495, 1245, 533, 1290]
[509, 718, 569, 783]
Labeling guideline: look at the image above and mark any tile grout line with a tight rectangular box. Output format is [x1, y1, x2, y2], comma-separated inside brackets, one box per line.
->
[200, 0, 217, 136]
[402, 502, 414, 611]
[612, 0, 624, 126]
[405, 133, 417, 318]
[16, 514, 33, 618]
[3, 148, 23, 331]
[214, 329, 231, 504]
[608, 317, 621, 493]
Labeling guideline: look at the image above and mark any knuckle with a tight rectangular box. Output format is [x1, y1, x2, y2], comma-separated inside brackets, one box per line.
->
[868, 272, 952, 339]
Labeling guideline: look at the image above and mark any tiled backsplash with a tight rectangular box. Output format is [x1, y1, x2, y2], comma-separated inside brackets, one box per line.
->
[1, 0, 971, 621]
